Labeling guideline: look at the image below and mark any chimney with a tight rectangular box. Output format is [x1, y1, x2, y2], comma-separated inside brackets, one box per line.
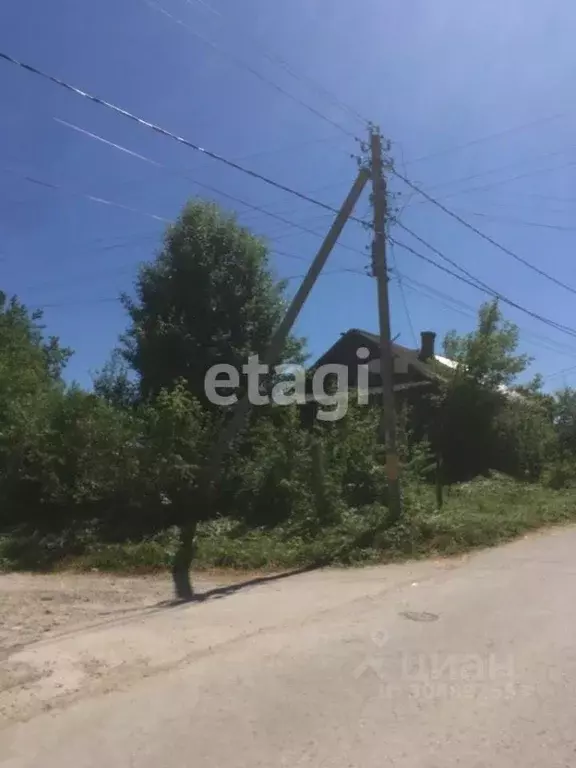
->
[419, 331, 436, 361]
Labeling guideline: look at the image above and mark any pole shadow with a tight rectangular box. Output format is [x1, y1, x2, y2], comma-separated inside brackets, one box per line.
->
[162, 562, 325, 606]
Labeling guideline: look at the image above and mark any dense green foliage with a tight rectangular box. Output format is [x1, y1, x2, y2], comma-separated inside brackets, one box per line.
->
[2, 201, 576, 588]
[120, 202, 304, 403]
[417, 300, 557, 483]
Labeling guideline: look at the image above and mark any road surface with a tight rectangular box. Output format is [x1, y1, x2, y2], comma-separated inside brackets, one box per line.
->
[2, 526, 576, 766]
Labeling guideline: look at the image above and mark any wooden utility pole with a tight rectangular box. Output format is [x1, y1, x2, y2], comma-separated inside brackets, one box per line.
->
[173, 169, 370, 600]
[370, 127, 402, 521]
[209, 167, 370, 471]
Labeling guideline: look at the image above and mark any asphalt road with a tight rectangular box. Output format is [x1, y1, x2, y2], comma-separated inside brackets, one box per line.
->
[3, 526, 576, 767]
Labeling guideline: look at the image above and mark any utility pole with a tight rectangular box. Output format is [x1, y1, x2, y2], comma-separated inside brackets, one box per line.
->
[370, 126, 402, 521]
[176, 168, 369, 601]
[205, 168, 369, 481]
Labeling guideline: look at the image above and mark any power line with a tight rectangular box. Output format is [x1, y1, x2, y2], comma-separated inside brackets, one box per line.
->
[1, 227, 160, 258]
[404, 110, 574, 167]
[30, 296, 121, 311]
[261, 212, 333, 240]
[24, 246, 365, 308]
[412, 142, 576, 202]
[144, 0, 360, 140]
[267, 228, 369, 260]
[389, 242, 417, 347]
[54, 118, 370, 261]
[226, 133, 351, 164]
[394, 221, 496, 293]
[391, 236, 576, 340]
[393, 223, 576, 354]
[18, 238, 158, 294]
[271, 247, 369, 277]
[451, 208, 576, 234]
[56, 120, 335, 233]
[402, 147, 576, 220]
[7, 90, 351, 174]
[5, 131, 370, 295]
[514, 191, 576, 206]
[283, 267, 368, 282]
[270, 247, 313, 264]
[236, 177, 365, 225]
[180, 0, 370, 127]
[398, 274, 476, 319]
[417, 157, 576, 208]
[242, 211, 332, 238]
[12, 160, 366, 270]
[31, 261, 368, 311]
[442, 194, 576, 218]
[392, 168, 576, 297]
[544, 363, 576, 382]
[183, 0, 218, 15]
[5, 139, 369, 282]
[397, 271, 576, 359]
[0, 50, 365, 223]
[1, 167, 171, 224]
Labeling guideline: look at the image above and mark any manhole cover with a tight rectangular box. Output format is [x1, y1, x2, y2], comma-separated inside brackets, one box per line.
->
[399, 611, 439, 623]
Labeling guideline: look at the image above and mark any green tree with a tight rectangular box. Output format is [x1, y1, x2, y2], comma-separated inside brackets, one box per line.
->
[137, 382, 212, 598]
[93, 350, 138, 410]
[121, 201, 305, 404]
[429, 300, 535, 481]
[0, 293, 72, 525]
[493, 396, 555, 480]
[443, 300, 531, 389]
[0, 293, 151, 543]
[0, 292, 71, 402]
[19, 388, 142, 532]
[223, 405, 316, 530]
[118, 200, 308, 598]
[553, 387, 576, 457]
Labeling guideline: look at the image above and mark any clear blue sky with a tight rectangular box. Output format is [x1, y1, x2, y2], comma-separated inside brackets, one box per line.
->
[2, 0, 576, 390]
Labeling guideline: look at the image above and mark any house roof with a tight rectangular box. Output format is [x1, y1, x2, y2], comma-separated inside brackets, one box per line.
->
[312, 328, 450, 381]
[310, 329, 525, 401]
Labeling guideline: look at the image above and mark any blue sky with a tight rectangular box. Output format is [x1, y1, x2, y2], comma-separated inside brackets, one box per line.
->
[2, 0, 576, 389]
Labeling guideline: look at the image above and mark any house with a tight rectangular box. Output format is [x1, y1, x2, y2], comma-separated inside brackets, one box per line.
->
[306, 328, 450, 405]
[305, 327, 522, 409]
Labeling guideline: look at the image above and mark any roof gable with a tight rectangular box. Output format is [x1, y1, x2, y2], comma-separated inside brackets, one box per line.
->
[311, 328, 442, 382]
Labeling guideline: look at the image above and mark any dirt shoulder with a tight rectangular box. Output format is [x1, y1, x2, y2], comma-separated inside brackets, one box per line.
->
[0, 559, 450, 726]
[0, 570, 257, 657]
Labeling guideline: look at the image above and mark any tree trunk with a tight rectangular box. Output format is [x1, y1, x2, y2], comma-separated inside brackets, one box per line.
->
[435, 454, 444, 510]
[172, 520, 197, 601]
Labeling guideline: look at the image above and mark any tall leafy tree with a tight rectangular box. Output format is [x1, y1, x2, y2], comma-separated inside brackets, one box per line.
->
[443, 299, 531, 389]
[121, 201, 305, 404]
[425, 300, 537, 482]
[0, 292, 71, 399]
[553, 387, 576, 458]
[0, 293, 72, 525]
[119, 200, 306, 598]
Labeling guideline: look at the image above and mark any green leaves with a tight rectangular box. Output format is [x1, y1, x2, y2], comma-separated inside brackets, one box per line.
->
[431, 300, 543, 482]
[120, 201, 305, 404]
[0, 296, 73, 526]
[443, 299, 531, 390]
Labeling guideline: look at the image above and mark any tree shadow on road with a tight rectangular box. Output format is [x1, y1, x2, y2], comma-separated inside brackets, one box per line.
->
[160, 563, 324, 607]
[16, 564, 326, 651]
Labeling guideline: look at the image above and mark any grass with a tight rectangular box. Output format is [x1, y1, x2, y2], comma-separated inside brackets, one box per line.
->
[1, 475, 575, 574]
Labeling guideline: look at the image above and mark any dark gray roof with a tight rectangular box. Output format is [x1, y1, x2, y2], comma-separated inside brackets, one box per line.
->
[313, 328, 438, 381]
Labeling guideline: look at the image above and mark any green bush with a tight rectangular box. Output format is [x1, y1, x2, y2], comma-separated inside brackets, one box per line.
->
[5, 212, 576, 586]
[542, 460, 576, 490]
